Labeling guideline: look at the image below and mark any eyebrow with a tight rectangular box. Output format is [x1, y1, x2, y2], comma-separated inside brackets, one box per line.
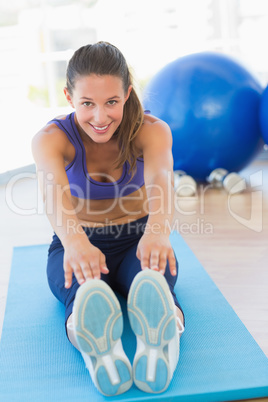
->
[80, 95, 121, 101]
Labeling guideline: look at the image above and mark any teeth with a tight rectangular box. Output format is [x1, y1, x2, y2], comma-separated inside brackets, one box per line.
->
[93, 125, 108, 131]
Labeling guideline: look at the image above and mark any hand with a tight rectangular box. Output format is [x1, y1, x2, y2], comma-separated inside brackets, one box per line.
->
[136, 232, 177, 276]
[63, 233, 109, 288]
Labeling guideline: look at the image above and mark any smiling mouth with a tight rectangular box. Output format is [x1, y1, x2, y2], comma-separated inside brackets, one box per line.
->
[90, 123, 111, 132]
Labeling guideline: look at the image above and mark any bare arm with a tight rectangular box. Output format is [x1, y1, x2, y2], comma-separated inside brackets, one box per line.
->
[135, 120, 177, 275]
[32, 126, 109, 287]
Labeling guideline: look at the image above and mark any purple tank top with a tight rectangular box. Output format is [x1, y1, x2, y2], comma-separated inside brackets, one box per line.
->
[48, 112, 144, 200]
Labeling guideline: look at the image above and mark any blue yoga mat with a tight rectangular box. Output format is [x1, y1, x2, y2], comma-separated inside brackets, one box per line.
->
[0, 232, 267, 401]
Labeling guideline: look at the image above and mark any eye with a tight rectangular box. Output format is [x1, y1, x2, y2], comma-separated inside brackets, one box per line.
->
[107, 100, 117, 105]
[83, 101, 93, 107]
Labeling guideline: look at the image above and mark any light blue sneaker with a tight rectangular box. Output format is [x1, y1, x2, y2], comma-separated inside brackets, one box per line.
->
[127, 269, 183, 393]
[73, 280, 132, 396]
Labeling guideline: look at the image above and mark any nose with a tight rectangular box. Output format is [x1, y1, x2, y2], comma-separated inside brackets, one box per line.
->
[94, 106, 107, 125]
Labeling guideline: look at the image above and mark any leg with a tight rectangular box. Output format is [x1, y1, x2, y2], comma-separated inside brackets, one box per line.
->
[47, 242, 80, 341]
[48, 235, 132, 396]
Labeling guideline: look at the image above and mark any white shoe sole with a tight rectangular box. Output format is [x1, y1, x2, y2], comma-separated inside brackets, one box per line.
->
[127, 269, 179, 393]
[73, 280, 132, 396]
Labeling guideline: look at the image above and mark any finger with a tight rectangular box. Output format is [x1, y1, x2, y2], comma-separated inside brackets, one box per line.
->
[100, 265, 109, 274]
[136, 247, 150, 270]
[73, 265, 86, 285]
[88, 257, 101, 280]
[64, 262, 73, 289]
[167, 250, 177, 276]
[80, 262, 94, 281]
[99, 254, 109, 275]
[158, 253, 168, 275]
[140, 255, 150, 270]
[150, 251, 160, 271]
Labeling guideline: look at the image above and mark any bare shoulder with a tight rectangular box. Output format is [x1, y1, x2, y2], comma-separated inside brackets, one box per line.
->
[32, 116, 70, 155]
[31, 115, 73, 166]
[135, 114, 172, 150]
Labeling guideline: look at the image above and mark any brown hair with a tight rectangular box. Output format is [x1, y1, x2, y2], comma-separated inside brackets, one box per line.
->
[66, 41, 144, 174]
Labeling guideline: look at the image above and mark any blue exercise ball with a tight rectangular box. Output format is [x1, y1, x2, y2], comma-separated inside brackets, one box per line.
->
[143, 52, 263, 181]
[259, 85, 268, 145]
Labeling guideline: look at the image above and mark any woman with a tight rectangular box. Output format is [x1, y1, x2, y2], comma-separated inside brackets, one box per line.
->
[32, 41, 184, 396]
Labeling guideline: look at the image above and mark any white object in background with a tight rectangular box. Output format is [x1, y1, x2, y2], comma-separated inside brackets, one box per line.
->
[174, 170, 197, 197]
[207, 168, 245, 194]
[223, 172, 246, 194]
[206, 168, 228, 188]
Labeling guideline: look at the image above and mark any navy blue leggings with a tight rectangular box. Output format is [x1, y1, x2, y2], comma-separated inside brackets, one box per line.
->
[47, 216, 183, 329]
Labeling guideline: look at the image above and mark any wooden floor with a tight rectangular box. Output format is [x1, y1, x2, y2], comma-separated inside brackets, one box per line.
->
[174, 161, 268, 359]
[0, 160, 267, 402]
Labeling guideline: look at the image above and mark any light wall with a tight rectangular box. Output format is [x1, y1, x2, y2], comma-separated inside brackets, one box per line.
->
[1, 0, 268, 173]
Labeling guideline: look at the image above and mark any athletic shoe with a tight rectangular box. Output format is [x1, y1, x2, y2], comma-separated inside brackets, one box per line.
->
[73, 280, 133, 396]
[127, 269, 184, 393]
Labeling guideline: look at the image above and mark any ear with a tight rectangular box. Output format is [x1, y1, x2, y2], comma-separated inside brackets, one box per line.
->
[124, 85, 133, 103]
[64, 87, 74, 108]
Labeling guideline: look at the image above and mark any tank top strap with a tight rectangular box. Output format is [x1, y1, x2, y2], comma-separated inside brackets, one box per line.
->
[48, 112, 85, 173]
[48, 112, 82, 151]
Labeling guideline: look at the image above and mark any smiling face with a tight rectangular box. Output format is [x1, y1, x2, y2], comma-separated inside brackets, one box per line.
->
[64, 74, 132, 144]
